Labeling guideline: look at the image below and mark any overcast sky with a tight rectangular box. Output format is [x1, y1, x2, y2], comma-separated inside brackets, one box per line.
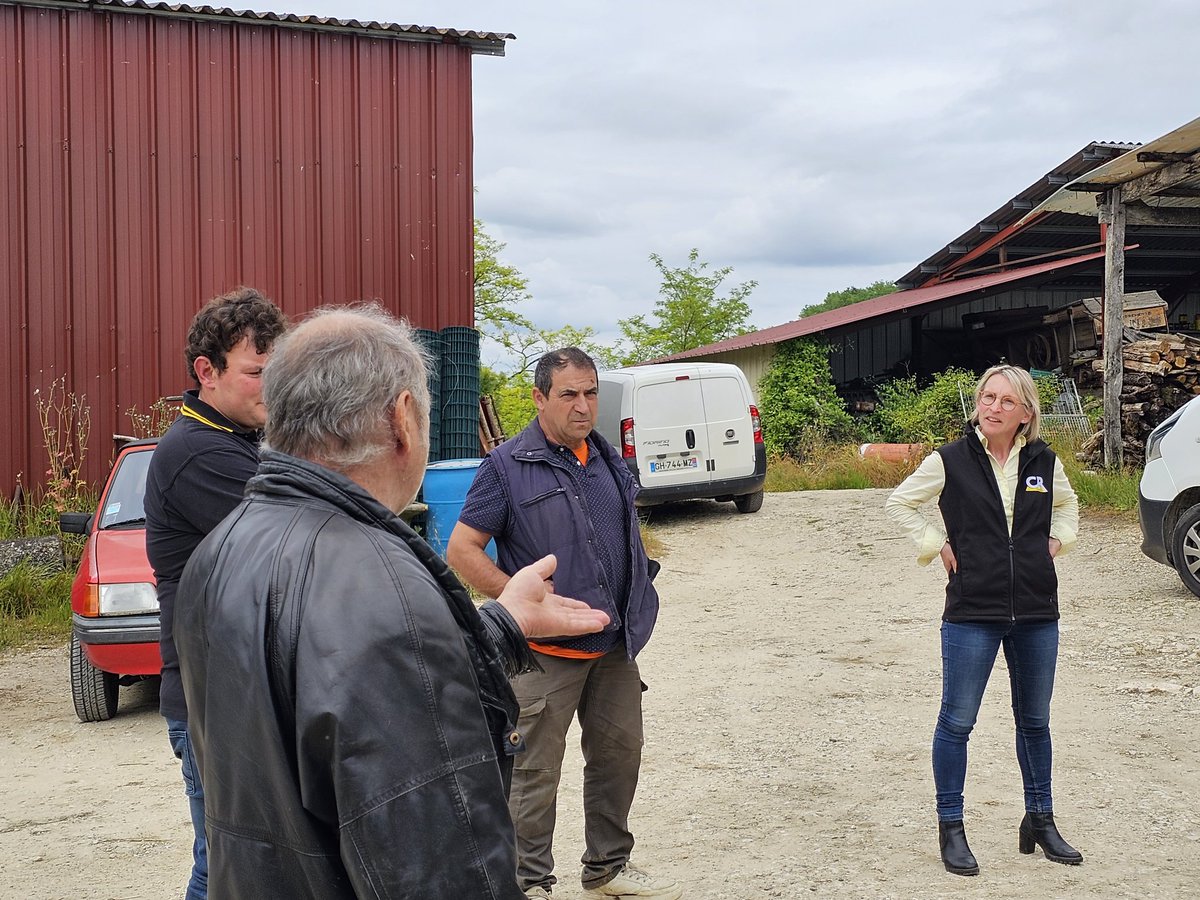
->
[267, 0, 1198, 356]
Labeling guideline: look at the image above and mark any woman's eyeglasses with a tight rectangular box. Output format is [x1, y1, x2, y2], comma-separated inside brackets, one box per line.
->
[978, 392, 1023, 412]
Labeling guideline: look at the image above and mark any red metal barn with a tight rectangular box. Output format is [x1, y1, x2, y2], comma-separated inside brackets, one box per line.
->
[0, 0, 508, 494]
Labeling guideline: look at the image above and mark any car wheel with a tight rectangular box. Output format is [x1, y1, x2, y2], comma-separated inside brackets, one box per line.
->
[1170, 504, 1200, 599]
[734, 489, 764, 514]
[70, 633, 119, 722]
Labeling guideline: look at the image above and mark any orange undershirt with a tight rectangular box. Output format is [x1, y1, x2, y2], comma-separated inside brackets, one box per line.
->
[528, 440, 605, 659]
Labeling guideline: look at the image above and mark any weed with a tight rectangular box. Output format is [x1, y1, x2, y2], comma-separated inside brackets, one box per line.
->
[0, 562, 73, 651]
[639, 521, 665, 558]
[127, 396, 182, 439]
[18, 377, 96, 538]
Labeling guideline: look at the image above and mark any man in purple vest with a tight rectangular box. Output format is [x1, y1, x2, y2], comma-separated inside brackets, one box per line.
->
[448, 348, 679, 900]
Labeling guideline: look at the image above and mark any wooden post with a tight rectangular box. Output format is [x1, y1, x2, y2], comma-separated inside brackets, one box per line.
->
[1102, 187, 1126, 469]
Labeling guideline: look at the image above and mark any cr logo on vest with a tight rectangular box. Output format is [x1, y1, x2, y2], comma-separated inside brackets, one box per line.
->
[1024, 475, 1047, 493]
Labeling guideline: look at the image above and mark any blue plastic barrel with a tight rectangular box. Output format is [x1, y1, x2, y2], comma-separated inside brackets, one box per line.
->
[422, 459, 496, 560]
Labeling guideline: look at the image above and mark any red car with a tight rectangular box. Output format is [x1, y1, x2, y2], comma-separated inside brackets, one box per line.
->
[60, 439, 161, 721]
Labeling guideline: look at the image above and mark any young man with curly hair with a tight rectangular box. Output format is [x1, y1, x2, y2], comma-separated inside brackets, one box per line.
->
[144, 286, 288, 899]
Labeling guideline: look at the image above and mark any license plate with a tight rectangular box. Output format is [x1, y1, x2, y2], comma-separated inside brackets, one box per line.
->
[649, 457, 699, 473]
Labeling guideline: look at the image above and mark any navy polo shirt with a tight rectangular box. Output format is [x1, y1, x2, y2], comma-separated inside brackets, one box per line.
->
[145, 391, 261, 721]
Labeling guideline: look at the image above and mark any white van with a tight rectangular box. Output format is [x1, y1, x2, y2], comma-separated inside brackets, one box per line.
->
[596, 363, 767, 512]
[1138, 394, 1200, 597]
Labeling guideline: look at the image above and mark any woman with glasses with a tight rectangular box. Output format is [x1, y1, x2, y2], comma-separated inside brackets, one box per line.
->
[886, 364, 1082, 876]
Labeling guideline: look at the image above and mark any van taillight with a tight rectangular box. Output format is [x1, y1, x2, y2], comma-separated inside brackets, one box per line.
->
[750, 405, 763, 444]
[620, 418, 636, 458]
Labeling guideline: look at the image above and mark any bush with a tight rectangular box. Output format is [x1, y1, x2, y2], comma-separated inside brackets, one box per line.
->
[873, 368, 977, 445]
[759, 338, 859, 457]
[874, 368, 1085, 447]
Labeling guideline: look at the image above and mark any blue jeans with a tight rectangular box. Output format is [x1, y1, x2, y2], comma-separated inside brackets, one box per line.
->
[166, 718, 207, 900]
[933, 620, 1059, 822]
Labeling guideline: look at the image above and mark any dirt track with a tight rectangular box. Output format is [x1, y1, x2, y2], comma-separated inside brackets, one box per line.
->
[1, 489, 1198, 898]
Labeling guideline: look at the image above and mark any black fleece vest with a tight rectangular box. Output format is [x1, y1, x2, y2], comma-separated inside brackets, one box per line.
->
[937, 433, 1060, 623]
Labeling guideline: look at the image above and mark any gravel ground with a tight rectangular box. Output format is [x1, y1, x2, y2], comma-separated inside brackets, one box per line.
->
[0, 489, 1197, 898]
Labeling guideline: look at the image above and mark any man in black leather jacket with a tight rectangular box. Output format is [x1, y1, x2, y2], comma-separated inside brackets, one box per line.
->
[175, 305, 610, 899]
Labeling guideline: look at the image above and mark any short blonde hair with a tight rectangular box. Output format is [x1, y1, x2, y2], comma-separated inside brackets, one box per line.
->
[969, 364, 1041, 442]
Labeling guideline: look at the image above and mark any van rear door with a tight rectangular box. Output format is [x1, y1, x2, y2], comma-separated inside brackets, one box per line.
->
[633, 371, 710, 493]
[699, 371, 755, 480]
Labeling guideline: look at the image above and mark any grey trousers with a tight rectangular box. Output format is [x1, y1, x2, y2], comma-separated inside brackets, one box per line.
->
[508, 646, 644, 892]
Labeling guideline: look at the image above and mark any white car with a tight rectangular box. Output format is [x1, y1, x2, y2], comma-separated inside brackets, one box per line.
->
[1138, 395, 1200, 597]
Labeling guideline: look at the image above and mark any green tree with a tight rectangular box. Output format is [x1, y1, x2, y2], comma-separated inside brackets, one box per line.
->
[474, 218, 533, 339]
[484, 325, 619, 436]
[801, 280, 896, 318]
[493, 323, 619, 380]
[485, 370, 537, 437]
[617, 248, 756, 363]
[758, 338, 857, 457]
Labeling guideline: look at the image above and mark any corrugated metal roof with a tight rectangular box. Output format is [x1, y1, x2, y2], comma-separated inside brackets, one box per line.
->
[1023, 115, 1200, 219]
[657, 250, 1109, 362]
[4, 0, 513, 54]
[896, 141, 1137, 289]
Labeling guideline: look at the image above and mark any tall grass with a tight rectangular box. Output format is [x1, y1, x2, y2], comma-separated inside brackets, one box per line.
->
[1052, 439, 1140, 514]
[0, 562, 74, 651]
[765, 442, 919, 492]
[0, 489, 97, 540]
[766, 437, 1142, 516]
[0, 498, 18, 541]
[0, 377, 95, 647]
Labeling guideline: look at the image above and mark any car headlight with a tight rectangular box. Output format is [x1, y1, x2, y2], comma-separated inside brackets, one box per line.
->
[1142, 410, 1180, 465]
[98, 583, 159, 615]
[1145, 422, 1174, 462]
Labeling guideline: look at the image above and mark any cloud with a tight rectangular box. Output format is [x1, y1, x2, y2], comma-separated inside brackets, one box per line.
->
[265, 0, 1200, 344]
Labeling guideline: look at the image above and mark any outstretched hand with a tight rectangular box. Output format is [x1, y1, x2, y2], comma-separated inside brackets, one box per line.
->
[497, 554, 611, 639]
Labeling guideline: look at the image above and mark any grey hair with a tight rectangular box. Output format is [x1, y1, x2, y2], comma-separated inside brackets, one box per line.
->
[262, 304, 431, 470]
[968, 364, 1041, 443]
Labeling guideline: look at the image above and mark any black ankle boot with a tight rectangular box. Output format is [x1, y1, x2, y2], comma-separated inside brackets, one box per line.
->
[1019, 812, 1083, 865]
[938, 820, 979, 875]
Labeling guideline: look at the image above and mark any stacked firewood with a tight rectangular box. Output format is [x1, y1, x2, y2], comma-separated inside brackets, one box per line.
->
[478, 395, 506, 454]
[1079, 329, 1200, 466]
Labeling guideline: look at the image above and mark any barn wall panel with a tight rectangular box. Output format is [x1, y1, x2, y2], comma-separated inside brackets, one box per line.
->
[3, 2, 477, 492]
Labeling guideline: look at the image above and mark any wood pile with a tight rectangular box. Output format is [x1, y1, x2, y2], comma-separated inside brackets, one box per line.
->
[478, 395, 506, 454]
[1078, 329, 1200, 465]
